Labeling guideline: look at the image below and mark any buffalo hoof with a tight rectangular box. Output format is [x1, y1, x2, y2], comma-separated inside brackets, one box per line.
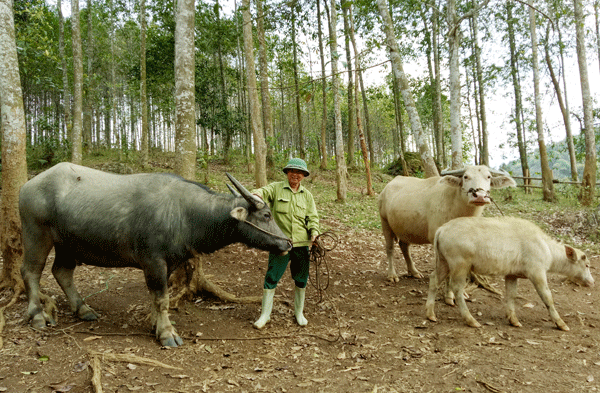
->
[160, 332, 184, 347]
[507, 315, 522, 328]
[31, 312, 57, 329]
[387, 275, 400, 283]
[466, 320, 482, 328]
[408, 270, 424, 279]
[556, 321, 570, 332]
[78, 305, 100, 321]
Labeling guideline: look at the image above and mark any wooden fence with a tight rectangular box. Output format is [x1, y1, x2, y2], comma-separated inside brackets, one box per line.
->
[511, 176, 600, 189]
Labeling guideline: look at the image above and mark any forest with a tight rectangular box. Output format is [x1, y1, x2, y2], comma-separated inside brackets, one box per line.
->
[5, 0, 598, 185]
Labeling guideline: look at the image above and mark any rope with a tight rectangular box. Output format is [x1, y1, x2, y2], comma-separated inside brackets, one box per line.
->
[242, 219, 294, 249]
[308, 231, 338, 303]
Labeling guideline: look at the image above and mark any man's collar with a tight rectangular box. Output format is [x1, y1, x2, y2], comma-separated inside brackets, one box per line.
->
[284, 179, 304, 192]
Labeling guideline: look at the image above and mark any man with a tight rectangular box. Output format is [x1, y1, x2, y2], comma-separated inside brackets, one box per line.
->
[252, 158, 320, 328]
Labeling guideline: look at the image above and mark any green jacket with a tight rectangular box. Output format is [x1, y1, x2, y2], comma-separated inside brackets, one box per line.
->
[253, 180, 320, 247]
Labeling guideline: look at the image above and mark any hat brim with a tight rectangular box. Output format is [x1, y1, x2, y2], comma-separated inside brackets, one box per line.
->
[283, 167, 310, 177]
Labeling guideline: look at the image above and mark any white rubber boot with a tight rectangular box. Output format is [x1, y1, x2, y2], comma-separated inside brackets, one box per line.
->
[294, 286, 308, 327]
[253, 288, 275, 329]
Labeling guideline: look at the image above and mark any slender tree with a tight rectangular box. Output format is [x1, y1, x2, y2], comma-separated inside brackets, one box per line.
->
[544, 24, 577, 181]
[342, 0, 355, 167]
[471, 2, 488, 166]
[290, 1, 305, 159]
[242, 0, 267, 186]
[447, 0, 462, 168]
[574, 0, 596, 205]
[317, 0, 328, 170]
[0, 0, 29, 344]
[528, 0, 554, 201]
[506, 1, 530, 190]
[140, 0, 149, 167]
[58, 0, 71, 141]
[174, 0, 197, 180]
[328, 0, 348, 201]
[71, 0, 83, 164]
[256, 0, 275, 166]
[377, 0, 438, 177]
[83, 0, 93, 152]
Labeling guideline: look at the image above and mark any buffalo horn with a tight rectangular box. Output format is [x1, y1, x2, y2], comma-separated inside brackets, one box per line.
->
[226, 173, 265, 209]
[226, 183, 241, 197]
[440, 168, 466, 177]
[489, 168, 511, 177]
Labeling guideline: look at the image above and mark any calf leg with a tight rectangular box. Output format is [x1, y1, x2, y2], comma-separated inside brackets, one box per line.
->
[381, 219, 399, 282]
[504, 276, 522, 327]
[426, 257, 449, 321]
[425, 269, 439, 321]
[144, 261, 183, 347]
[20, 228, 55, 329]
[399, 242, 423, 279]
[51, 248, 99, 321]
[529, 274, 569, 331]
[450, 270, 480, 328]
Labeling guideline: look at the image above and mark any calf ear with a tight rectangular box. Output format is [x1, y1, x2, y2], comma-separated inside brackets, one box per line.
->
[565, 245, 576, 262]
[230, 207, 248, 221]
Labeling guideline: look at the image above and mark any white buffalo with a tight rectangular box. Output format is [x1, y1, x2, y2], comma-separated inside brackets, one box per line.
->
[426, 216, 594, 330]
[378, 165, 516, 281]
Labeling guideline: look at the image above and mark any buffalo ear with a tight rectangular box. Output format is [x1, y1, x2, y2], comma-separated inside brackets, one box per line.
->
[491, 175, 517, 189]
[230, 207, 248, 221]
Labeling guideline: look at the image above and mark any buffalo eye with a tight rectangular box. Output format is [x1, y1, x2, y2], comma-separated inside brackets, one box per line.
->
[264, 212, 272, 220]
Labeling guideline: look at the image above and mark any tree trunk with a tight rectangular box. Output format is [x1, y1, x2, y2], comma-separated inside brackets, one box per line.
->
[174, 0, 197, 180]
[506, 2, 530, 192]
[471, 3, 488, 166]
[528, 1, 554, 201]
[290, 2, 305, 159]
[432, 5, 445, 168]
[83, 0, 93, 153]
[376, 0, 438, 177]
[544, 24, 577, 182]
[574, 0, 597, 205]
[0, 0, 29, 347]
[71, 0, 83, 164]
[58, 0, 71, 142]
[595, 1, 600, 76]
[342, 0, 355, 168]
[328, 0, 348, 201]
[447, 0, 462, 169]
[557, 25, 578, 182]
[139, 0, 149, 167]
[317, 0, 328, 170]
[348, 3, 373, 195]
[242, 0, 267, 187]
[256, 0, 275, 166]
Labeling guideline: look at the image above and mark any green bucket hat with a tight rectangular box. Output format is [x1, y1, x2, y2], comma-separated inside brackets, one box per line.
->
[282, 158, 310, 177]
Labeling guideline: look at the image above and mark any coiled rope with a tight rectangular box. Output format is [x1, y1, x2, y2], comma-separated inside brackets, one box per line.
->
[309, 231, 338, 303]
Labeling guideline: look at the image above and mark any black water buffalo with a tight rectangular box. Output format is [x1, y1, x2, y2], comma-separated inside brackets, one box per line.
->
[19, 162, 291, 347]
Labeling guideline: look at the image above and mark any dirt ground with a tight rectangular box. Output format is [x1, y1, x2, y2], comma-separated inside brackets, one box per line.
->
[1, 215, 599, 393]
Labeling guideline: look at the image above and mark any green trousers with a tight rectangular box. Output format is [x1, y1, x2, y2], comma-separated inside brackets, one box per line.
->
[264, 246, 310, 289]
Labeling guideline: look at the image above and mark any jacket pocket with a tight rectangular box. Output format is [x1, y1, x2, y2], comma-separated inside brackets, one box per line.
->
[275, 198, 290, 215]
